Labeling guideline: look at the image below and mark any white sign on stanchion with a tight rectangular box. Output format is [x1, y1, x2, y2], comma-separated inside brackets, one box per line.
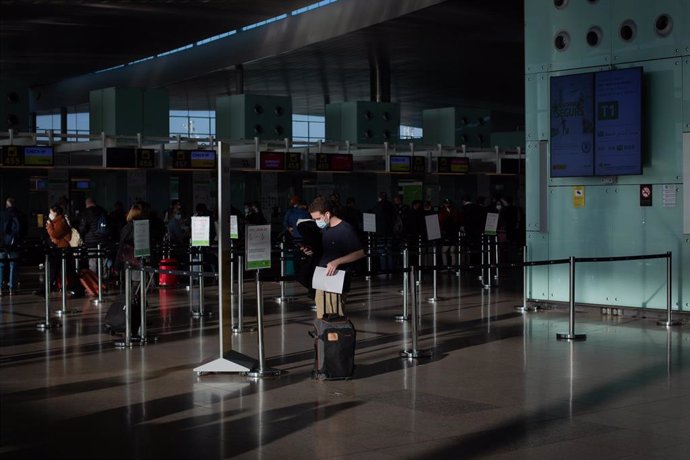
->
[246, 225, 271, 270]
[191, 216, 211, 246]
[425, 214, 441, 240]
[363, 213, 376, 233]
[485, 212, 499, 235]
[230, 215, 239, 239]
[133, 220, 150, 257]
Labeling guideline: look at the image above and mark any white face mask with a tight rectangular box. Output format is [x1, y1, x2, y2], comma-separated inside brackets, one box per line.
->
[49, 212, 56, 220]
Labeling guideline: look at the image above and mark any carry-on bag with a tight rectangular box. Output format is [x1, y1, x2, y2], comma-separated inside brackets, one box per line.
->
[311, 309, 356, 380]
[79, 268, 105, 296]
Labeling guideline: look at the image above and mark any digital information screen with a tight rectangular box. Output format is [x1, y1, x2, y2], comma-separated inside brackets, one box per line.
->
[71, 179, 91, 190]
[594, 67, 642, 176]
[285, 152, 301, 171]
[259, 151, 285, 170]
[550, 72, 595, 177]
[389, 155, 411, 172]
[316, 153, 353, 172]
[106, 147, 136, 168]
[437, 156, 469, 174]
[190, 150, 216, 169]
[171, 150, 217, 169]
[136, 148, 155, 168]
[23, 146, 54, 166]
[411, 156, 426, 174]
[1, 145, 53, 167]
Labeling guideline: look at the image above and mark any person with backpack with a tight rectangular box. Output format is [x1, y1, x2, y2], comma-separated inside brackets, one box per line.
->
[0, 197, 26, 295]
[78, 197, 110, 274]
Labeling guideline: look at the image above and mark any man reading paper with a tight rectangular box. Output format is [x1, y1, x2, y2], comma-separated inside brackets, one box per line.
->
[302, 196, 364, 318]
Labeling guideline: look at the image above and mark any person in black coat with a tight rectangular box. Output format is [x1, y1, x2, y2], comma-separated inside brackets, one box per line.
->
[78, 197, 110, 273]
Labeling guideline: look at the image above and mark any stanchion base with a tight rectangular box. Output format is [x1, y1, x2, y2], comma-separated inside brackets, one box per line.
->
[91, 298, 102, 305]
[427, 297, 442, 303]
[55, 308, 81, 316]
[514, 304, 539, 313]
[36, 321, 61, 330]
[232, 325, 257, 334]
[275, 296, 298, 303]
[244, 367, 284, 378]
[191, 310, 213, 319]
[556, 333, 587, 341]
[365, 276, 372, 281]
[113, 339, 133, 348]
[394, 314, 410, 322]
[130, 335, 159, 345]
[657, 320, 682, 327]
[400, 349, 433, 359]
[482, 285, 492, 290]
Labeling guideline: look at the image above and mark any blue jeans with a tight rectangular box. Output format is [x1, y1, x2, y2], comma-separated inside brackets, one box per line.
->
[0, 249, 18, 290]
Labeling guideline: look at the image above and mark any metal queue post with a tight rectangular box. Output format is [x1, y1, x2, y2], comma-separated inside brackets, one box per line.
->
[427, 243, 442, 303]
[55, 248, 80, 316]
[657, 252, 681, 327]
[233, 254, 255, 333]
[275, 241, 297, 304]
[244, 224, 283, 378]
[36, 253, 60, 330]
[556, 257, 587, 341]
[394, 247, 410, 322]
[400, 266, 432, 359]
[91, 243, 104, 305]
[114, 264, 133, 348]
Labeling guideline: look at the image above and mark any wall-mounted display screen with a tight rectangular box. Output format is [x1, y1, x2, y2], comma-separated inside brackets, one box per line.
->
[106, 147, 136, 168]
[190, 150, 216, 169]
[389, 155, 411, 173]
[23, 146, 54, 166]
[171, 150, 217, 169]
[550, 67, 642, 178]
[260, 151, 285, 170]
[437, 156, 469, 174]
[285, 152, 301, 171]
[594, 67, 642, 176]
[550, 72, 595, 177]
[71, 178, 91, 190]
[1, 145, 53, 167]
[136, 148, 155, 168]
[316, 153, 353, 172]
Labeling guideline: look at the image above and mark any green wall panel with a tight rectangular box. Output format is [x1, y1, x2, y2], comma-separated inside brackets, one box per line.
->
[525, 73, 548, 141]
[216, 94, 292, 141]
[684, 57, 690, 131]
[612, 0, 688, 64]
[526, 232, 550, 300]
[524, 0, 551, 74]
[545, 184, 682, 309]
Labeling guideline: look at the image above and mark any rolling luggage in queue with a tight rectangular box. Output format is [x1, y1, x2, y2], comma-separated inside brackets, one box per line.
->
[158, 258, 178, 288]
[79, 268, 105, 296]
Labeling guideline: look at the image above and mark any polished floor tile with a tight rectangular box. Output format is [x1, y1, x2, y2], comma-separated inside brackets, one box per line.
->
[1, 267, 689, 459]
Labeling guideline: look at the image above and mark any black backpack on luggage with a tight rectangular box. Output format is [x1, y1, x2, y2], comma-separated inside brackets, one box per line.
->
[311, 314, 356, 380]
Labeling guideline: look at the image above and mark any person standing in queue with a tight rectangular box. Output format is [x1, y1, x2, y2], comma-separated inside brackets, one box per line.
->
[304, 196, 364, 319]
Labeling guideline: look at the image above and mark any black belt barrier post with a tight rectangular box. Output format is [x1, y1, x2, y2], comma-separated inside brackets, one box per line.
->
[366, 233, 373, 281]
[657, 251, 681, 327]
[246, 270, 283, 378]
[36, 253, 60, 330]
[395, 247, 410, 322]
[557, 256, 586, 341]
[92, 243, 104, 305]
[114, 264, 133, 348]
[55, 249, 79, 316]
[233, 255, 254, 333]
[400, 266, 432, 359]
[427, 243, 441, 303]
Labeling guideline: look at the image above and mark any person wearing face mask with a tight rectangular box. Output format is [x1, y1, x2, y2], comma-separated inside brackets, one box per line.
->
[166, 201, 188, 246]
[304, 196, 364, 318]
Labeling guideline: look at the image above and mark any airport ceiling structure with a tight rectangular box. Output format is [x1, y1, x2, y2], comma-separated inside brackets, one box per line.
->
[0, 0, 525, 129]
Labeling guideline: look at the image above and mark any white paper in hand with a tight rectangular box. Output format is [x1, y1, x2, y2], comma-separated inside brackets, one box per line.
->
[311, 266, 345, 294]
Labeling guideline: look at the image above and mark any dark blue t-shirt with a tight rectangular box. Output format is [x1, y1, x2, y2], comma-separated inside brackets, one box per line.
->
[318, 220, 362, 271]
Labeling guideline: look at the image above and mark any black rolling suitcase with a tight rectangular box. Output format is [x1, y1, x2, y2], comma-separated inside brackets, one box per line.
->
[311, 309, 356, 380]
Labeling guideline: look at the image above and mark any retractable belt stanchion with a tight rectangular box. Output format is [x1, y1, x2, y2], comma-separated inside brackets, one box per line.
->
[93, 243, 104, 305]
[417, 236, 423, 285]
[191, 250, 209, 319]
[456, 232, 462, 277]
[233, 254, 254, 333]
[557, 256, 586, 341]
[657, 251, 681, 327]
[114, 264, 133, 348]
[481, 235, 491, 290]
[230, 243, 236, 329]
[515, 246, 533, 312]
[493, 235, 500, 286]
[427, 243, 441, 303]
[246, 270, 283, 378]
[36, 253, 60, 330]
[56, 249, 79, 315]
[275, 241, 297, 304]
[395, 247, 410, 322]
[400, 266, 432, 359]
[366, 234, 373, 280]
[188, 246, 195, 316]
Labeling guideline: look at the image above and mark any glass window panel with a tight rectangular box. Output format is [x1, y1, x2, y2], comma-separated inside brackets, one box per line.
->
[189, 117, 211, 136]
[309, 122, 325, 140]
[292, 121, 308, 139]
